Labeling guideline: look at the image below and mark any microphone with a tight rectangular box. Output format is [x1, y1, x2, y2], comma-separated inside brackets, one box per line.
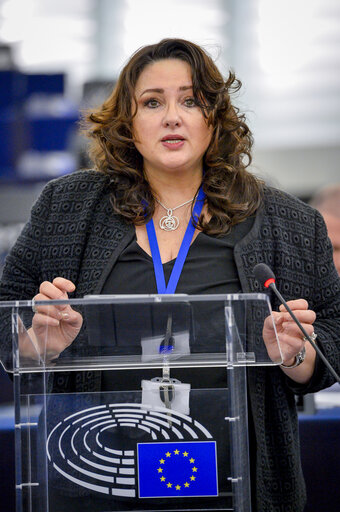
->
[254, 263, 340, 383]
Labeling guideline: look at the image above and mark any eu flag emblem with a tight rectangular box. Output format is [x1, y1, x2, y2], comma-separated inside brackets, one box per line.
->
[137, 441, 218, 498]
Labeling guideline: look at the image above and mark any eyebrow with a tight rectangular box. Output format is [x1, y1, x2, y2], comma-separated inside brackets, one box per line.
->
[139, 85, 193, 97]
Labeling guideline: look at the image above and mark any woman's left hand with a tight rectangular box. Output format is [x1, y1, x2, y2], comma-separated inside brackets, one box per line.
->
[263, 299, 317, 383]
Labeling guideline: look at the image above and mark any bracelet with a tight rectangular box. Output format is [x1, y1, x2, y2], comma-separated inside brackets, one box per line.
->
[280, 332, 317, 369]
[281, 346, 306, 369]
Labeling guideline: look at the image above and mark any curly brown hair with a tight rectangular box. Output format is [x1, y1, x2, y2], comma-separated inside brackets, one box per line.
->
[81, 38, 263, 235]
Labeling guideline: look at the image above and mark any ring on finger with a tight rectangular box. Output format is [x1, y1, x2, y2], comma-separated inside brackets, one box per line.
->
[302, 332, 317, 343]
[32, 299, 38, 314]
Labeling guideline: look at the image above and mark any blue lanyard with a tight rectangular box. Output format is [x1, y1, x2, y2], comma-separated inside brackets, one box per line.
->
[146, 187, 206, 294]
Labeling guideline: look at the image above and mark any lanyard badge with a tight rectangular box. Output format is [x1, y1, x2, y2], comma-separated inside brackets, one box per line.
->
[144, 186, 205, 413]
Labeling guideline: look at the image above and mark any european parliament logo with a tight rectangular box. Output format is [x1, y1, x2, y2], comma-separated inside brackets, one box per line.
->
[138, 441, 218, 498]
[47, 402, 220, 499]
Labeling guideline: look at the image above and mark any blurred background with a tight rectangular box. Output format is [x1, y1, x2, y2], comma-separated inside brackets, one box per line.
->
[0, 0, 339, 510]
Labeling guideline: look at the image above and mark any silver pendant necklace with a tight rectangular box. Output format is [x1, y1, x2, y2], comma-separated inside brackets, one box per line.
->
[155, 197, 194, 231]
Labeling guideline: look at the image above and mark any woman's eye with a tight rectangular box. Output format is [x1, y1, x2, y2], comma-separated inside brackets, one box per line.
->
[184, 97, 197, 107]
[144, 99, 160, 108]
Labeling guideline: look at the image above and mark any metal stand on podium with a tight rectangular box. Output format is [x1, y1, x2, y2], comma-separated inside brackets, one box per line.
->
[0, 293, 282, 512]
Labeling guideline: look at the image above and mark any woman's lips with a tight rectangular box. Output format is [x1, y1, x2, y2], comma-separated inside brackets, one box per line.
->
[161, 136, 185, 149]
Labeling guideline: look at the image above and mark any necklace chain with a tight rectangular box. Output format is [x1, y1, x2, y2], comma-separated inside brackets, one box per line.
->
[155, 197, 194, 212]
[155, 197, 194, 231]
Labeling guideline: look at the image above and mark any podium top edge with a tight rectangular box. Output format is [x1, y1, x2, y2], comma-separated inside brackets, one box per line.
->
[0, 293, 269, 308]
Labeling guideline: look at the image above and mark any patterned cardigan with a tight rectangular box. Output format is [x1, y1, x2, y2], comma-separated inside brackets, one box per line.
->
[1, 170, 339, 511]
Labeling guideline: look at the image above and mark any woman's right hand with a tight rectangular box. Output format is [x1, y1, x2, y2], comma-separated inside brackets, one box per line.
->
[22, 277, 83, 363]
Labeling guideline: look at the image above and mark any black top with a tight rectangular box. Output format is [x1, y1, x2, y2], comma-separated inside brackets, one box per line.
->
[102, 218, 254, 296]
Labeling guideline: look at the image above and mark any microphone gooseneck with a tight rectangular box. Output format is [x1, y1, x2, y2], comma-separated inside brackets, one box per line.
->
[254, 263, 340, 383]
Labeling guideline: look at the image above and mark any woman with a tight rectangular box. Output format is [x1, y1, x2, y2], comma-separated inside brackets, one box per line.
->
[1, 39, 339, 511]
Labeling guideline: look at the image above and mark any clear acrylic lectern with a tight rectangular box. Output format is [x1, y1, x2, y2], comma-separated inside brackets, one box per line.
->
[0, 293, 282, 512]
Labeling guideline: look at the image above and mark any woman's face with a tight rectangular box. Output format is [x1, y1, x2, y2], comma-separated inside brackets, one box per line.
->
[132, 59, 213, 178]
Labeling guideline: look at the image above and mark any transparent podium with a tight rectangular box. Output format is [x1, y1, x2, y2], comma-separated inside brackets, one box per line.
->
[0, 293, 282, 512]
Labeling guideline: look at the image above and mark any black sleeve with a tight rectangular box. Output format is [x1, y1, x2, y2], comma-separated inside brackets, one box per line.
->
[286, 209, 340, 394]
[0, 179, 55, 301]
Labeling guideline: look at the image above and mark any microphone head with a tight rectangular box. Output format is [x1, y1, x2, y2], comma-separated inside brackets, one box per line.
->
[253, 263, 276, 288]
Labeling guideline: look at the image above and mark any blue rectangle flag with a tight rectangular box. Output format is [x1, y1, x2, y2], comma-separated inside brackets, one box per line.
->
[138, 441, 218, 498]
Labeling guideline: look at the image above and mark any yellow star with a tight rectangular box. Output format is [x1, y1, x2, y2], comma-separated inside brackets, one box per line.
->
[183, 451, 188, 457]
[157, 467, 163, 473]
[159, 458, 165, 464]
[184, 482, 190, 487]
[166, 452, 171, 457]
[190, 476, 196, 481]
[192, 466, 197, 472]
[175, 485, 181, 490]
[189, 458, 195, 463]
[160, 476, 166, 482]
[174, 449, 180, 455]
[167, 482, 172, 488]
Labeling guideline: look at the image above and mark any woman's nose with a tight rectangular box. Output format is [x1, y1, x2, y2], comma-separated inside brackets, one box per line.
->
[162, 102, 182, 128]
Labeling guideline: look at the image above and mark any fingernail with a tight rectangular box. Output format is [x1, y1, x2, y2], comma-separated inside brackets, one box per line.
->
[61, 312, 70, 320]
